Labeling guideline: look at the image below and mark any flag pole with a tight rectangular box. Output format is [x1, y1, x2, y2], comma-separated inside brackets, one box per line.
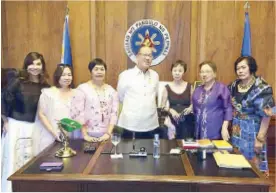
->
[241, 1, 251, 56]
[243, 1, 250, 13]
[66, 4, 69, 15]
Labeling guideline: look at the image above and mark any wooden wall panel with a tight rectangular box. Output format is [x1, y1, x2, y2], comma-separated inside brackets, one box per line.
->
[204, 1, 237, 84]
[67, 1, 91, 85]
[1, 1, 66, 84]
[149, 1, 191, 83]
[249, 1, 275, 91]
[95, 1, 106, 61]
[2, 1, 28, 69]
[1, 1, 275, 98]
[1, 1, 6, 68]
[190, 1, 199, 83]
[151, 1, 192, 82]
[103, 2, 128, 88]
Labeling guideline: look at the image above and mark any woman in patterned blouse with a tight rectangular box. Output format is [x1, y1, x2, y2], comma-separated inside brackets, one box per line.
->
[229, 56, 274, 176]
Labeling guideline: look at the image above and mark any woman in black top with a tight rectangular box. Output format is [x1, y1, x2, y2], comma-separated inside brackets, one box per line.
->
[1, 52, 50, 192]
[160, 60, 195, 139]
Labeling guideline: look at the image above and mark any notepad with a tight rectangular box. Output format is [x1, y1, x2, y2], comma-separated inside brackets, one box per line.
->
[40, 162, 64, 171]
[212, 140, 233, 150]
[197, 139, 214, 148]
[213, 152, 251, 169]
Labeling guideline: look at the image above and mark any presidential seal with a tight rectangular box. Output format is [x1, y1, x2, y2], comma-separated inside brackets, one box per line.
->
[124, 19, 171, 66]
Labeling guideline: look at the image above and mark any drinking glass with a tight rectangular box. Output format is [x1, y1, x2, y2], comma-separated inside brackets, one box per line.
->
[111, 133, 121, 155]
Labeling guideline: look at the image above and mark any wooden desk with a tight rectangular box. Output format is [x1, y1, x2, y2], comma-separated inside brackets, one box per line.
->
[9, 139, 271, 192]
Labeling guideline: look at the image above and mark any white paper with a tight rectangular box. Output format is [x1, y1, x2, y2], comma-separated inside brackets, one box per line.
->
[110, 153, 123, 159]
[170, 148, 181, 154]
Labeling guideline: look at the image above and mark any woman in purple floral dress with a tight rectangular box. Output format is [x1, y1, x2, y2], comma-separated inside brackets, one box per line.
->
[192, 61, 232, 140]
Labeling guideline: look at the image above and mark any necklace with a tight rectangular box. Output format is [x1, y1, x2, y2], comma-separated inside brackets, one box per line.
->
[91, 82, 107, 122]
[238, 76, 255, 90]
[203, 80, 215, 91]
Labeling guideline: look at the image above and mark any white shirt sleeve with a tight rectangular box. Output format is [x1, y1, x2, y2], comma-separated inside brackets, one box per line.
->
[117, 71, 128, 103]
[155, 73, 160, 95]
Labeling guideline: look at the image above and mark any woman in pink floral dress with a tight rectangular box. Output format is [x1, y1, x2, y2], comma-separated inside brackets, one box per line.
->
[77, 58, 119, 142]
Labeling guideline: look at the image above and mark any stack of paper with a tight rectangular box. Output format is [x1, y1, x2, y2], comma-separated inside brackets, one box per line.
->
[212, 140, 233, 150]
[197, 139, 214, 148]
[213, 152, 252, 169]
[182, 139, 199, 149]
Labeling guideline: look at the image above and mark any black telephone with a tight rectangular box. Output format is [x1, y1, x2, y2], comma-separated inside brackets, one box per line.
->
[129, 147, 147, 157]
[83, 142, 97, 153]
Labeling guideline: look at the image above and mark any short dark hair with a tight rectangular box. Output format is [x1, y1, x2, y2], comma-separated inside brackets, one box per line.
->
[199, 61, 217, 73]
[88, 58, 107, 72]
[234, 56, 258, 75]
[23, 52, 49, 84]
[171, 60, 187, 72]
[53, 64, 74, 88]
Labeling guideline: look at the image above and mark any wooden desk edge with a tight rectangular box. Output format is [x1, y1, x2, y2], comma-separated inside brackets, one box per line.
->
[82, 140, 107, 174]
[176, 140, 195, 176]
[8, 139, 272, 188]
[9, 173, 272, 186]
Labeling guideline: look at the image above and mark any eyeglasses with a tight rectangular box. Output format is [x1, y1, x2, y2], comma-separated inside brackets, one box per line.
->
[139, 53, 153, 58]
[200, 70, 213, 74]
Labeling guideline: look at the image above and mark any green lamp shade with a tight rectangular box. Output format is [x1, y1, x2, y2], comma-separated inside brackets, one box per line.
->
[60, 118, 82, 132]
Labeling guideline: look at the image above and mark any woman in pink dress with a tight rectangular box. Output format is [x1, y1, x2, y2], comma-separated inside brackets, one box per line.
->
[33, 64, 85, 156]
[77, 58, 119, 142]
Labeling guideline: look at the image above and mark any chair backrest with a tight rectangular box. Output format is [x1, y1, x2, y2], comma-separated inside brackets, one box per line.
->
[157, 81, 170, 107]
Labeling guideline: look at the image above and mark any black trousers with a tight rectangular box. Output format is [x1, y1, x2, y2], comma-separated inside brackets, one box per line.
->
[122, 127, 168, 139]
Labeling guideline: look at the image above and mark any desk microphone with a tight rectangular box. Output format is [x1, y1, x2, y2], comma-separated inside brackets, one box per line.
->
[129, 131, 147, 157]
[132, 132, 136, 152]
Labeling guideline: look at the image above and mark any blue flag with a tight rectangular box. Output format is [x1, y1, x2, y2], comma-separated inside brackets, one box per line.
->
[61, 14, 72, 66]
[241, 12, 251, 56]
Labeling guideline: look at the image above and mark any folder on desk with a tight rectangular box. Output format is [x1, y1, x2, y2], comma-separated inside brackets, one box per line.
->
[213, 152, 252, 169]
[212, 140, 233, 150]
[197, 139, 213, 148]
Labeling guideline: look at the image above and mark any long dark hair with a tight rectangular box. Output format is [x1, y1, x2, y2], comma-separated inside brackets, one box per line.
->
[22, 52, 49, 84]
